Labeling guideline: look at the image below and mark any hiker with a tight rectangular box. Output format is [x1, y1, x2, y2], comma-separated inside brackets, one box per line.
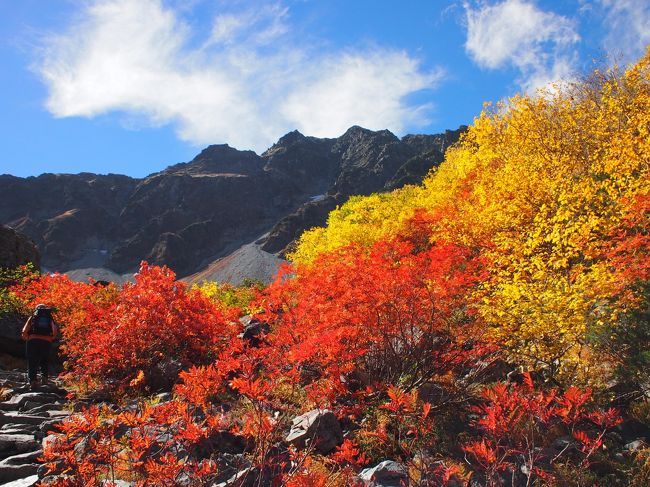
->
[21, 304, 58, 389]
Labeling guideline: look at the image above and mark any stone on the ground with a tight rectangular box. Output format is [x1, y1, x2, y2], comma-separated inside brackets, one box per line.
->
[213, 453, 251, 484]
[6, 392, 61, 408]
[624, 439, 646, 452]
[0, 426, 39, 436]
[147, 358, 183, 392]
[0, 370, 67, 486]
[238, 316, 270, 347]
[0, 402, 20, 412]
[24, 403, 64, 415]
[615, 419, 650, 443]
[0, 433, 39, 454]
[0, 413, 48, 426]
[1, 474, 39, 486]
[154, 392, 172, 403]
[285, 408, 343, 454]
[358, 460, 408, 487]
[42, 434, 60, 451]
[215, 466, 271, 487]
[39, 419, 64, 435]
[0, 463, 39, 483]
[46, 410, 70, 418]
[0, 450, 42, 466]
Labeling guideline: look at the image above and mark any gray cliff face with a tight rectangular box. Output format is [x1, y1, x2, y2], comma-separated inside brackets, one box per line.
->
[0, 126, 465, 278]
[0, 174, 136, 271]
[260, 125, 467, 255]
[0, 225, 40, 270]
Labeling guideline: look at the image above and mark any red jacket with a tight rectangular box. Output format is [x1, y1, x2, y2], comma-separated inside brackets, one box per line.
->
[21, 315, 59, 342]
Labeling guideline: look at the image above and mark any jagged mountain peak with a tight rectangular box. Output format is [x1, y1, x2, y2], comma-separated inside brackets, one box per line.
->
[275, 129, 306, 146]
[339, 125, 398, 142]
[0, 125, 466, 280]
[194, 143, 256, 159]
[261, 129, 332, 161]
[162, 143, 263, 177]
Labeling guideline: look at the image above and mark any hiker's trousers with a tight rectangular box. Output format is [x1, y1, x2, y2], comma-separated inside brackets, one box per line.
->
[26, 338, 51, 383]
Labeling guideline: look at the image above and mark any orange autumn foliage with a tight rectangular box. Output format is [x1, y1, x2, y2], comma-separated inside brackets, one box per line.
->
[12, 262, 238, 395]
[260, 233, 494, 403]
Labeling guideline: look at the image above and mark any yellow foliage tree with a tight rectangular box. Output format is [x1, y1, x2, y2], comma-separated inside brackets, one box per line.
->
[289, 186, 421, 264]
[290, 49, 650, 383]
[193, 279, 264, 315]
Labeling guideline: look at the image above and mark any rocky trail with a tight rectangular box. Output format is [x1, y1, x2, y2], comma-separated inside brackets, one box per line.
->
[0, 370, 69, 487]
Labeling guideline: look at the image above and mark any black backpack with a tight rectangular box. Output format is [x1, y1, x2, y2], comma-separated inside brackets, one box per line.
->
[31, 309, 54, 336]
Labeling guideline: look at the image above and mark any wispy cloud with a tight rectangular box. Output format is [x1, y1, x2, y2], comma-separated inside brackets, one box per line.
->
[36, 0, 442, 152]
[463, 0, 579, 92]
[207, 4, 289, 47]
[600, 0, 650, 64]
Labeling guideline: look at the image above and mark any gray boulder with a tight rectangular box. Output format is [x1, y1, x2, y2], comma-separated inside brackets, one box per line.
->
[285, 409, 342, 454]
[0, 413, 49, 426]
[0, 463, 39, 483]
[0, 433, 39, 455]
[0, 450, 42, 466]
[624, 439, 647, 453]
[238, 315, 270, 347]
[1, 474, 39, 486]
[358, 460, 408, 487]
[6, 392, 61, 410]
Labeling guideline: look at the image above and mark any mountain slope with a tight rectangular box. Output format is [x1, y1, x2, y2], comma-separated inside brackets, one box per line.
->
[0, 125, 465, 280]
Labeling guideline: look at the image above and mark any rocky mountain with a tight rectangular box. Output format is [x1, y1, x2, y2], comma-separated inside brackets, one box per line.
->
[0, 125, 465, 281]
[0, 225, 40, 270]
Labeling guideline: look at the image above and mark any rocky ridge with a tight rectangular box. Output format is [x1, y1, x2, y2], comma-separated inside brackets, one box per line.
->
[0, 227, 39, 271]
[0, 126, 466, 281]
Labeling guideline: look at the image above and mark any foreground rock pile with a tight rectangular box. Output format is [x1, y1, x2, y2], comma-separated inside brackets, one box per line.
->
[0, 370, 69, 487]
[4, 366, 648, 486]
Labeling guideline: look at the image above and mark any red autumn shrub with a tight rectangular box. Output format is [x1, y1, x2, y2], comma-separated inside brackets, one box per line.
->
[13, 262, 238, 396]
[76, 263, 238, 394]
[42, 400, 224, 487]
[607, 192, 650, 290]
[593, 192, 650, 391]
[463, 373, 622, 486]
[11, 271, 110, 336]
[361, 386, 436, 461]
[261, 235, 494, 406]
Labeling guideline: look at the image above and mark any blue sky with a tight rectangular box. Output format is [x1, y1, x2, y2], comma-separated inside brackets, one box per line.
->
[1, 0, 648, 178]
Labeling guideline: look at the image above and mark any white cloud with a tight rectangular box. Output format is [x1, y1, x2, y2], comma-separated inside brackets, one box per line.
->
[36, 0, 442, 152]
[284, 52, 441, 138]
[209, 14, 247, 45]
[464, 0, 580, 92]
[207, 4, 289, 47]
[600, 0, 650, 64]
